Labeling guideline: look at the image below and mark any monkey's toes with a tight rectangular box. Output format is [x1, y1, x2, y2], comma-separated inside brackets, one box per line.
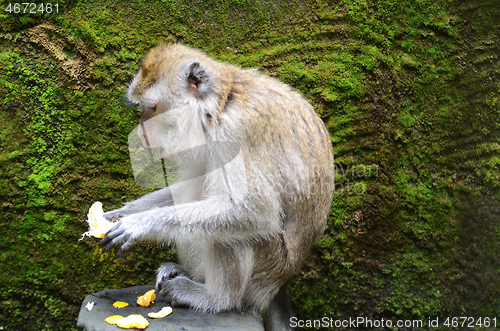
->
[157, 263, 189, 280]
[156, 263, 189, 295]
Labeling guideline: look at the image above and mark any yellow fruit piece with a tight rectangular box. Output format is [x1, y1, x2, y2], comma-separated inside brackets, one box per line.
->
[137, 289, 155, 307]
[105, 315, 124, 325]
[113, 301, 129, 308]
[80, 201, 116, 240]
[148, 306, 173, 318]
[116, 314, 149, 329]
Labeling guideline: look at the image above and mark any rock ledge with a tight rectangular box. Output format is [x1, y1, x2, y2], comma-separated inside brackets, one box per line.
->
[77, 285, 264, 331]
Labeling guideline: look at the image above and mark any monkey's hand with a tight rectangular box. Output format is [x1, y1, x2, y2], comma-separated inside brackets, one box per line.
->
[100, 215, 143, 255]
[103, 208, 129, 222]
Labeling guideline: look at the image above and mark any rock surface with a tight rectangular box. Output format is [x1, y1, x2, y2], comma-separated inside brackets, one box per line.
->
[77, 285, 264, 331]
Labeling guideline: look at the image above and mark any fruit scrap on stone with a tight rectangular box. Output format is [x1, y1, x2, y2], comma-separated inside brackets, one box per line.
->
[148, 306, 173, 318]
[113, 301, 129, 308]
[79, 201, 116, 240]
[105, 314, 149, 329]
[85, 301, 94, 311]
[105, 315, 124, 325]
[137, 289, 155, 307]
[117, 315, 149, 329]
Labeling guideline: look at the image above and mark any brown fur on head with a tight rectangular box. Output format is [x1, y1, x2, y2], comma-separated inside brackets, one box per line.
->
[128, 44, 232, 112]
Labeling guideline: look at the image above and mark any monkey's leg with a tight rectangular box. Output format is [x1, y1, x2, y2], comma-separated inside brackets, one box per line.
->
[263, 284, 293, 331]
[157, 272, 247, 313]
[157, 275, 222, 312]
[156, 263, 192, 307]
[157, 244, 252, 313]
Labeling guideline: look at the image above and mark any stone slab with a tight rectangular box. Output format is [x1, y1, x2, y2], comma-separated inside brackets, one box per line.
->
[77, 285, 264, 331]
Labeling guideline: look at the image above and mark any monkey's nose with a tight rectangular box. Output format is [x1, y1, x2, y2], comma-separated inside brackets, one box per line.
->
[142, 105, 156, 118]
[141, 105, 156, 124]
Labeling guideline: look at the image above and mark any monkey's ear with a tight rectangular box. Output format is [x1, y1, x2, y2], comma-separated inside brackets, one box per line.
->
[186, 62, 211, 96]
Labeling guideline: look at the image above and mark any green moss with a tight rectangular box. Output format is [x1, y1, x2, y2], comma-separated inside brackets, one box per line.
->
[0, 0, 499, 329]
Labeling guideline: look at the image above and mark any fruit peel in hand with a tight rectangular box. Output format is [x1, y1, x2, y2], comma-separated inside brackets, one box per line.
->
[79, 201, 116, 240]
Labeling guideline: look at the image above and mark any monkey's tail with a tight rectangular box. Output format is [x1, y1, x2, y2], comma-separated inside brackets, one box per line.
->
[263, 283, 294, 331]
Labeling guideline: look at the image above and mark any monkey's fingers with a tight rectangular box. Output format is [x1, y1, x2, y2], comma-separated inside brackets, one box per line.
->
[103, 209, 128, 222]
[101, 224, 136, 256]
[101, 224, 126, 250]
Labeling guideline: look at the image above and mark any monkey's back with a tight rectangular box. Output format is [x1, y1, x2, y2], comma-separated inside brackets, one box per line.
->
[222, 67, 334, 282]
[108, 43, 335, 321]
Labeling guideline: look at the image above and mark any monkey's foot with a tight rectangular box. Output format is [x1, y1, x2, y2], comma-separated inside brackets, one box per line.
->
[156, 263, 190, 304]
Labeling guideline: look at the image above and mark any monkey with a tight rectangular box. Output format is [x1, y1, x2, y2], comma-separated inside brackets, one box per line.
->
[100, 43, 334, 331]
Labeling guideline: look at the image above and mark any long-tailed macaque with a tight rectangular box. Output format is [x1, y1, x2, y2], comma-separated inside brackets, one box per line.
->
[101, 44, 334, 331]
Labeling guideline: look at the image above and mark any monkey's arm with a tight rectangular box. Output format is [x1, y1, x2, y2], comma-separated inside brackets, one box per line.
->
[102, 186, 177, 221]
[101, 190, 281, 255]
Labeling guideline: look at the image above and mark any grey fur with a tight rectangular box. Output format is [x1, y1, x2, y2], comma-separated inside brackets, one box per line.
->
[101, 44, 334, 331]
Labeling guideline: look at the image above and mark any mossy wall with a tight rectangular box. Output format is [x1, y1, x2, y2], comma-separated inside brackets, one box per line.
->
[0, 0, 499, 330]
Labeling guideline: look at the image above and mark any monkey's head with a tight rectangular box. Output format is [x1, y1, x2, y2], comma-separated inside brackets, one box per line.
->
[126, 44, 233, 160]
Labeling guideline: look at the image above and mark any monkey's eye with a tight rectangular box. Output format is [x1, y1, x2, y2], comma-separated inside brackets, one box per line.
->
[141, 104, 157, 119]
